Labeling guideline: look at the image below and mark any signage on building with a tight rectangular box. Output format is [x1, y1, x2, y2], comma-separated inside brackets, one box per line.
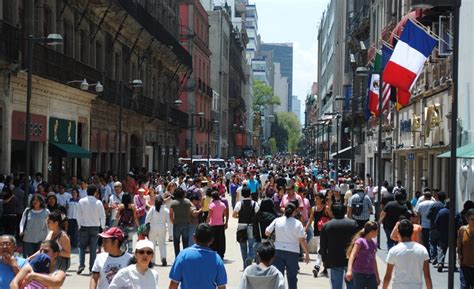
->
[12, 111, 47, 142]
[408, 153, 415, 161]
[49, 117, 76, 144]
[400, 120, 411, 133]
[161, 147, 166, 155]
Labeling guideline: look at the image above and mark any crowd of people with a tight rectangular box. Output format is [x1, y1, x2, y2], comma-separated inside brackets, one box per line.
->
[0, 156, 473, 289]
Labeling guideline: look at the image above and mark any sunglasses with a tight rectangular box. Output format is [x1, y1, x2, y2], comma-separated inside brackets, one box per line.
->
[137, 249, 153, 256]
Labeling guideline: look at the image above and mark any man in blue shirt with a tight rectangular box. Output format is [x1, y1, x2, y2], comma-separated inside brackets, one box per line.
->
[169, 223, 227, 289]
[0, 235, 27, 289]
[247, 172, 260, 201]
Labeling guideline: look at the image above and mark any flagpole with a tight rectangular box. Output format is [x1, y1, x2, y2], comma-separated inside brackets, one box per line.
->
[377, 71, 383, 249]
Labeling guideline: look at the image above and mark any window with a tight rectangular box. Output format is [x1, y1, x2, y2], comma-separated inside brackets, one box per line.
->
[80, 30, 89, 64]
[114, 52, 121, 81]
[63, 20, 74, 57]
[95, 40, 104, 70]
[43, 5, 53, 37]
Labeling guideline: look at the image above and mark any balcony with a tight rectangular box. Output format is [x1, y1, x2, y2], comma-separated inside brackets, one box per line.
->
[118, 0, 192, 68]
[23, 40, 188, 127]
[0, 20, 20, 64]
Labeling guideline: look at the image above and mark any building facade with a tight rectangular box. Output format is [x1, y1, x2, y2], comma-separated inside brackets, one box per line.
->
[0, 0, 191, 181]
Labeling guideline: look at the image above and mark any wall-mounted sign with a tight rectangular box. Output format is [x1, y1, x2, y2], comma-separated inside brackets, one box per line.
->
[49, 117, 76, 144]
[12, 111, 47, 142]
[400, 120, 412, 133]
[408, 153, 415, 161]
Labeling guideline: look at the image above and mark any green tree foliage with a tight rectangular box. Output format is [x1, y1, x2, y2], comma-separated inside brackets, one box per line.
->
[268, 137, 277, 154]
[271, 112, 301, 153]
[253, 80, 281, 111]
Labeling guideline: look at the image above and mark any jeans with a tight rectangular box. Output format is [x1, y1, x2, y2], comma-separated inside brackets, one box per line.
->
[461, 266, 474, 289]
[437, 242, 448, 266]
[430, 237, 439, 262]
[173, 223, 190, 257]
[422, 228, 431, 257]
[330, 267, 354, 289]
[231, 194, 236, 209]
[67, 219, 79, 248]
[189, 224, 197, 246]
[384, 226, 396, 250]
[302, 221, 314, 244]
[353, 272, 377, 289]
[272, 250, 300, 289]
[239, 225, 255, 268]
[78, 226, 100, 271]
[23, 242, 41, 258]
[138, 215, 146, 225]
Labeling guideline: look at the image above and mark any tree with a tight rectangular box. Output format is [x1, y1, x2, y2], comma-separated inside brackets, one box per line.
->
[253, 80, 281, 111]
[271, 112, 301, 153]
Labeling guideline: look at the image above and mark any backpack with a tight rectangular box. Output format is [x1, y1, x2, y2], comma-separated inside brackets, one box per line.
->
[119, 208, 134, 228]
[351, 195, 364, 216]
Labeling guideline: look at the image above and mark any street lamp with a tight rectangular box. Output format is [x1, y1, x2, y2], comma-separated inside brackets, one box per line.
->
[208, 120, 219, 161]
[164, 99, 183, 172]
[67, 79, 104, 93]
[24, 33, 62, 197]
[325, 112, 342, 169]
[191, 112, 205, 161]
[117, 79, 143, 178]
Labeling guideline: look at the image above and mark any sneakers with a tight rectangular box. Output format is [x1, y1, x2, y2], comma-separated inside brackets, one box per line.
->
[161, 258, 167, 266]
[312, 266, 320, 278]
[77, 266, 85, 275]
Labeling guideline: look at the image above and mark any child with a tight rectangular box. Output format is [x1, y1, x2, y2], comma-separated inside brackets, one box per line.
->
[237, 241, 285, 289]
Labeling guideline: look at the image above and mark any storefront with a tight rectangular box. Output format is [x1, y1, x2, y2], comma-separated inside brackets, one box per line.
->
[48, 117, 91, 184]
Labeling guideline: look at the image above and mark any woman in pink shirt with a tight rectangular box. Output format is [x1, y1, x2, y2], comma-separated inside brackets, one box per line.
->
[207, 190, 228, 259]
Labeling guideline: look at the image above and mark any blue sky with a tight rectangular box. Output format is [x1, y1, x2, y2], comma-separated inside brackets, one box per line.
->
[255, 0, 329, 122]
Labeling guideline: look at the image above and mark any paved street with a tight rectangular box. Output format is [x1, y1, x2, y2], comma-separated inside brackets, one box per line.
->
[61, 207, 459, 289]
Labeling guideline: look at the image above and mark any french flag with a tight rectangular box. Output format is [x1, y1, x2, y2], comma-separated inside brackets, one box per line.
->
[383, 19, 437, 106]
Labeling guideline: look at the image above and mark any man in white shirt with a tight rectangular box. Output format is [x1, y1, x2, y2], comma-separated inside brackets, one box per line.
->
[108, 182, 124, 227]
[383, 219, 432, 289]
[56, 184, 72, 207]
[77, 185, 106, 275]
[414, 189, 436, 257]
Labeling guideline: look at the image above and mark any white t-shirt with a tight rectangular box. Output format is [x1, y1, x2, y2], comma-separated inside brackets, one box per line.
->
[386, 241, 429, 289]
[265, 216, 306, 253]
[415, 200, 435, 229]
[109, 264, 159, 289]
[56, 192, 72, 207]
[92, 252, 133, 289]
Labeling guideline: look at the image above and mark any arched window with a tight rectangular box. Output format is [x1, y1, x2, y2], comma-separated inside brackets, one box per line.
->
[95, 40, 104, 70]
[80, 29, 89, 64]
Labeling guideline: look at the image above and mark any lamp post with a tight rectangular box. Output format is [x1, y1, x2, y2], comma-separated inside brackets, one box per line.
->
[325, 112, 342, 169]
[24, 33, 62, 197]
[165, 99, 183, 172]
[190, 112, 205, 161]
[117, 79, 143, 178]
[67, 79, 104, 93]
[208, 120, 219, 162]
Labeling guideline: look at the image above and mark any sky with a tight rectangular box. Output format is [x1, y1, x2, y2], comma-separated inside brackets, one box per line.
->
[255, 0, 329, 123]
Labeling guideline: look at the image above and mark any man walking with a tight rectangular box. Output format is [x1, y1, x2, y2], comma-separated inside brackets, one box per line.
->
[379, 190, 408, 250]
[169, 187, 192, 258]
[415, 189, 435, 256]
[383, 219, 432, 289]
[320, 203, 357, 289]
[347, 185, 373, 230]
[77, 185, 106, 274]
[169, 223, 227, 289]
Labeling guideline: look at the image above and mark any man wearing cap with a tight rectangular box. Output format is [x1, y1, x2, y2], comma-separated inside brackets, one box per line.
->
[347, 185, 373, 230]
[169, 223, 227, 289]
[109, 182, 124, 227]
[77, 185, 106, 275]
[90, 227, 132, 289]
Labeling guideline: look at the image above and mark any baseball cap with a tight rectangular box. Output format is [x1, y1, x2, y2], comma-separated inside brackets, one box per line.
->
[113, 181, 122, 187]
[135, 239, 154, 251]
[137, 188, 146, 193]
[47, 191, 56, 198]
[30, 253, 51, 274]
[99, 227, 124, 242]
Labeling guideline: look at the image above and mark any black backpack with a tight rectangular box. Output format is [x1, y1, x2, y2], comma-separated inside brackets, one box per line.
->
[352, 195, 364, 216]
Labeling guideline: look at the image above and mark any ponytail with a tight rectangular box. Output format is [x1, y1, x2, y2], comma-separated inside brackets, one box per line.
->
[346, 221, 378, 258]
[155, 196, 163, 213]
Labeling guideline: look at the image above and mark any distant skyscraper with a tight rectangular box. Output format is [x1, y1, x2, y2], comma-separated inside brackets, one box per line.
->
[292, 96, 301, 124]
[260, 43, 293, 111]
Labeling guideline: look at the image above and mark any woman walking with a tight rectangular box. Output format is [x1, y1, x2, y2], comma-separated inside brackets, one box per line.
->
[207, 190, 229, 259]
[109, 239, 159, 289]
[134, 188, 147, 225]
[306, 192, 330, 277]
[266, 202, 310, 289]
[117, 193, 139, 253]
[145, 196, 170, 266]
[345, 221, 380, 289]
[19, 195, 49, 257]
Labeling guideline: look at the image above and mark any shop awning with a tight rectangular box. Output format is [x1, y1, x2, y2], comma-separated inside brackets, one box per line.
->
[437, 143, 474, 159]
[330, 146, 354, 159]
[49, 143, 92, 159]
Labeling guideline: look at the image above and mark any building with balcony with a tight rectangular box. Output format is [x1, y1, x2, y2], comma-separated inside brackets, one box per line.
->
[179, 0, 212, 159]
[0, 0, 191, 181]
